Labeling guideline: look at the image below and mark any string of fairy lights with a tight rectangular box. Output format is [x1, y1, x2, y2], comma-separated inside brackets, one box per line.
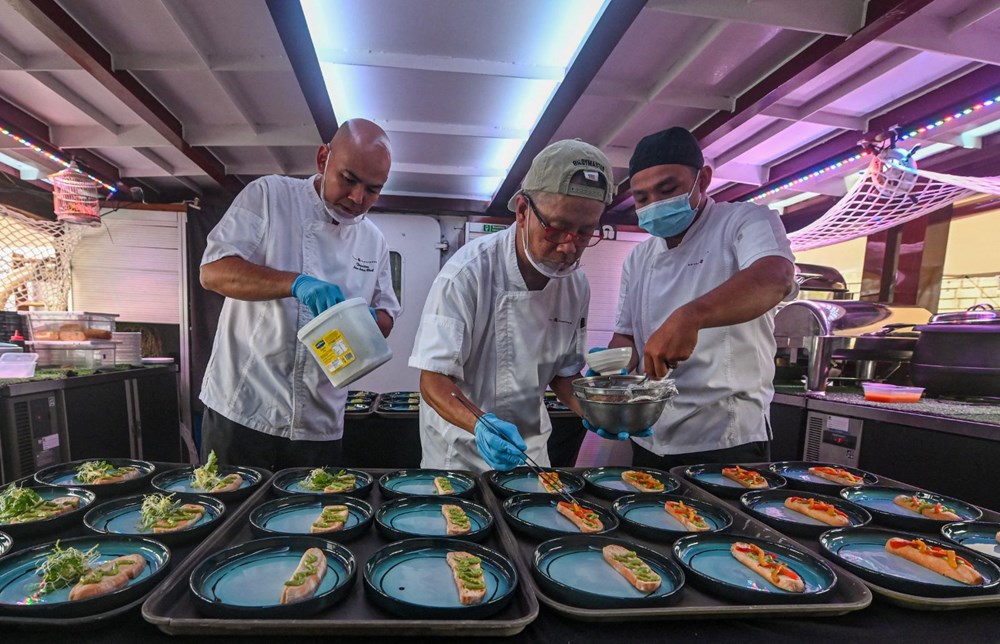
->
[0, 124, 117, 194]
[745, 91, 1000, 203]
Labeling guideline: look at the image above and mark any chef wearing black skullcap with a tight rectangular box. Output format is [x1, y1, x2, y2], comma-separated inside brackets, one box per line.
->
[591, 126, 797, 469]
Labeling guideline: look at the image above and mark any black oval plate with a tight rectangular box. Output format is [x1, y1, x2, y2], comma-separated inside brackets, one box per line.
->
[486, 467, 585, 498]
[0, 535, 170, 618]
[581, 467, 681, 500]
[673, 533, 838, 604]
[189, 536, 355, 618]
[682, 463, 786, 499]
[0, 531, 10, 558]
[249, 495, 373, 542]
[613, 493, 733, 542]
[271, 467, 373, 498]
[0, 485, 95, 539]
[151, 465, 264, 503]
[34, 459, 155, 496]
[839, 486, 982, 531]
[501, 493, 618, 540]
[83, 493, 225, 546]
[363, 537, 517, 619]
[378, 469, 477, 499]
[532, 535, 685, 608]
[739, 490, 872, 537]
[819, 527, 1000, 597]
[375, 496, 494, 542]
[941, 521, 1000, 563]
[768, 461, 878, 493]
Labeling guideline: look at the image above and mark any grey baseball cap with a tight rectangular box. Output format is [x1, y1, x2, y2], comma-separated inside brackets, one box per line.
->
[507, 139, 615, 210]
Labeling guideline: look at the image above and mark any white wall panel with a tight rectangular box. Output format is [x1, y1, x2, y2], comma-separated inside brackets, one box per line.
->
[70, 208, 183, 324]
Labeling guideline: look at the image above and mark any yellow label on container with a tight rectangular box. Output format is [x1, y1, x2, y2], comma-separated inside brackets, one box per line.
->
[312, 329, 356, 374]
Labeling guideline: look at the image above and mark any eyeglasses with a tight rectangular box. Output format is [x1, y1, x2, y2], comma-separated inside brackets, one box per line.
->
[522, 193, 602, 248]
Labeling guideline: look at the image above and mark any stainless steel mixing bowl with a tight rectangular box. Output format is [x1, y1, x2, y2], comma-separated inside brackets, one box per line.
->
[571, 375, 675, 434]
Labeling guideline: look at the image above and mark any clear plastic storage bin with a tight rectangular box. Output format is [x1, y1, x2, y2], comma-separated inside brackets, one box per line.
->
[26, 341, 117, 369]
[18, 311, 118, 341]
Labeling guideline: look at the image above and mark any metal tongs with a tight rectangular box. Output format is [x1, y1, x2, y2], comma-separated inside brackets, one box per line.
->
[451, 392, 583, 507]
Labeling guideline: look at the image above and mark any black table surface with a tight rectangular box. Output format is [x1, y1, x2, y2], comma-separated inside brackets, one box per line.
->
[6, 460, 1000, 643]
[7, 598, 999, 643]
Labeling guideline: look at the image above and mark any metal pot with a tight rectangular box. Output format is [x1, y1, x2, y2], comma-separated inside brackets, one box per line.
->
[910, 323, 1000, 396]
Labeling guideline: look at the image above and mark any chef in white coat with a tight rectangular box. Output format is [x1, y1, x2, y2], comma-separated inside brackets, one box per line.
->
[409, 140, 614, 473]
[199, 119, 401, 471]
[599, 126, 796, 469]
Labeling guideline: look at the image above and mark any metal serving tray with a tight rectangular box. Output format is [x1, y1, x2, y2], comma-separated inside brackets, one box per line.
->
[141, 468, 538, 637]
[677, 463, 1000, 611]
[482, 468, 872, 621]
[0, 462, 268, 628]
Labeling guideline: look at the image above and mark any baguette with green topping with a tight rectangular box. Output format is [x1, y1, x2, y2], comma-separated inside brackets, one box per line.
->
[441, 504, 471, 535]
[310, 505, 349, 534]
[446, 551, 486, 605]
[281, 547, 327, 604]
[602, 544, 661, 592]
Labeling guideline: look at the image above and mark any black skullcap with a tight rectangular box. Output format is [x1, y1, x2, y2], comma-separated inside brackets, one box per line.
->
[629, 127, 704, 177]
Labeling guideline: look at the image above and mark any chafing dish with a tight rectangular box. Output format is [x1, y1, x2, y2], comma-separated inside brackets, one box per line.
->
[774, 301, 931, 392]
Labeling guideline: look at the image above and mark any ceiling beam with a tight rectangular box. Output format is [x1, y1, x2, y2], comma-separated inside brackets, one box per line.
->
[487, 0, 647, 214]
[712, 47, 920, 167]
[714, 67, 1000, 202]
[763, 105, 869, 131]
[374, 118, 528, 140]
[112, 52, 288, 72]
[0, 94, 120, 185]
[160, 0, 286, 174]
[133, 146, 204, 196]
[7, 0, 242, 193]
[266, 0, 337, 143]
[313, 48, 565, 81]
[692, 0, 935, 149]
[0, 34, 75, 70]
[598, 20, 730, 147]
[26, 71, 122, 134]
[51, 123, 321, 148]
[646, 0, 868, 36]
[586, 80, 735, 112]
[947, 0, 1000, 33]
[707, 161, 769, 186]
[878, 15, 1000, 66]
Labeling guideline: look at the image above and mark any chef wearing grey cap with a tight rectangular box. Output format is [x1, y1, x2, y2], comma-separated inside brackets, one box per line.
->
[409, 139, 614, 474]
[596, 126, 796, 469]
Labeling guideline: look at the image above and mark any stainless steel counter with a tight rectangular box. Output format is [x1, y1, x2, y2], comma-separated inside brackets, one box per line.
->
[773, 386, 1000, 441]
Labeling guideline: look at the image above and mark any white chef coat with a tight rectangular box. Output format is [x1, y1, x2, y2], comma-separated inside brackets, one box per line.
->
[616, 198, 796, 455]
[199, 174, 401, 441]
[409, 226, 588, 474]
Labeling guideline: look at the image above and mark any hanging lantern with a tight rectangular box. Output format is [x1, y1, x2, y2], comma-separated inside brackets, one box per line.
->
[49, 161, 102, 226]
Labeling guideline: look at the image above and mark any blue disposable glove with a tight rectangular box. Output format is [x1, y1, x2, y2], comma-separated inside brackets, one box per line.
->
[369, 307, 378, 322]
[474, 413, 528, 471]
[583, 419, 653, 441]
[292, 274, 345, 316]
[585, 347, 627, 377]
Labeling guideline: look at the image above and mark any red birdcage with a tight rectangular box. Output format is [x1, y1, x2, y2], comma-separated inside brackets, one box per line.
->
[49, 162, 102, 226]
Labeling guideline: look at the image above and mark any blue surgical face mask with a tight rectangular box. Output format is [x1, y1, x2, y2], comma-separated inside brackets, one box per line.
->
[636, 170, 703, 238]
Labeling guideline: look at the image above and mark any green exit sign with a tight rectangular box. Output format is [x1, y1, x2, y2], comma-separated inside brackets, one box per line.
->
[483, 224, 506, 232]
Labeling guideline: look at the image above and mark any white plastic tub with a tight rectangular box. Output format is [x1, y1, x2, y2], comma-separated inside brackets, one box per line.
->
[0, 352, 38, 378]
[297, 297, 392, 388]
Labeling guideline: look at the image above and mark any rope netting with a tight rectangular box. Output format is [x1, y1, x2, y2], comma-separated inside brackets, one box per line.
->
[1, 204, 85, 311]
[788, 157, 1000, 252]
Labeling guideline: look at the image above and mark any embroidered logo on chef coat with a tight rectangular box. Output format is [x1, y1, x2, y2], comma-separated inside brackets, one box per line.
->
[353, 256, 376, 272]
[685, 250, 710, 268]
